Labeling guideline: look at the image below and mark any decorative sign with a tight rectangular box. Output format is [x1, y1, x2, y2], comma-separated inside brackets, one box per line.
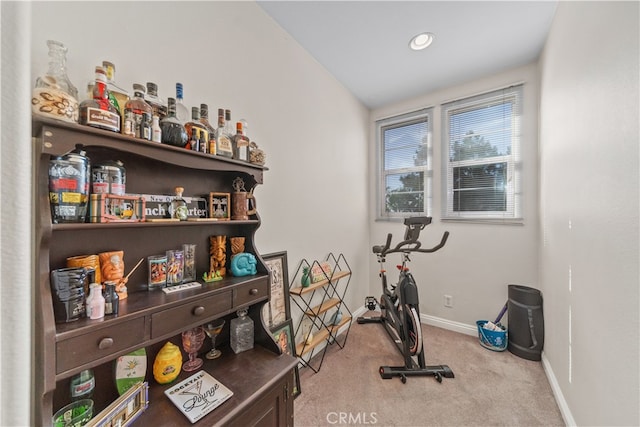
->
[164, 370, 233, 424]
[133, 194, 208, 220]
[311, 262, 332, 283]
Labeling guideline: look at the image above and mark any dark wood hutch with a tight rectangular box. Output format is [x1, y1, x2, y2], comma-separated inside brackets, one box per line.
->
[34, 117, 297, 426]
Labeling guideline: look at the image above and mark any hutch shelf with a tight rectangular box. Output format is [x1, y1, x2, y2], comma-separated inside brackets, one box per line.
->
[34, 117, 297, 426]
[289, 253, 352, 373]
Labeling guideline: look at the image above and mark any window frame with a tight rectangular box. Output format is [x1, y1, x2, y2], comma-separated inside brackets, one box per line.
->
[376, 108, 433, 220]
[441, 85, 523, 223]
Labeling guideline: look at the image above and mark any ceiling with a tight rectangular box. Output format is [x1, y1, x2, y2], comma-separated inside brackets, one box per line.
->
[258, 1, 558, 109]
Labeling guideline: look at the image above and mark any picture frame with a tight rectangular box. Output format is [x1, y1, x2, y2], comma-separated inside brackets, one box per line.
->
[263, 251, 291, 328]
[208, 192, 230, 220]
[271, 319, 301, 398]
[85, 381, 149, 427]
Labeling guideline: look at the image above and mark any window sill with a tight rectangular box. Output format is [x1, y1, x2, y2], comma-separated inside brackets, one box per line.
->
[441, 217, 524, 226]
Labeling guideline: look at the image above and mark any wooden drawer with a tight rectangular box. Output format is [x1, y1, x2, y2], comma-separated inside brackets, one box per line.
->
[234, 280, 269, 308]
[151, 291, 232, 339]
[56, 317, 145, 374]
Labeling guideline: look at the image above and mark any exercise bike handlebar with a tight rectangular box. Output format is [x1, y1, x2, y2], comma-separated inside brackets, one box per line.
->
[372, 216, 449, 256]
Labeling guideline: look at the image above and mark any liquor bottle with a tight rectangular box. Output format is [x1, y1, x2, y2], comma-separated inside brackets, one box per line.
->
[79, 66, 121, 133]
[160, 97, 188, 147]
[230, 309, 254, 354]
[175, 83, 189, 124]
[102, 61, 129, 120]
[123, 84, 153, 140]
[216, 108, 233, 158]
[145, 82, 167, 120]
[103, 281, 119, 316]
[70, 369, 95, 401]
[199, 104, 216, 155]
[171, 186, 189, 221]
[199, 129, 208, 154]
[232, 122, 250, 161]
[184, 106, 208, 150]
[32, 40, 79, 123]
[151, 116, 162, 143]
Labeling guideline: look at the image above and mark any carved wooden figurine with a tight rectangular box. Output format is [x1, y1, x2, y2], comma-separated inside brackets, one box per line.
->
[209, 235, 227, 278]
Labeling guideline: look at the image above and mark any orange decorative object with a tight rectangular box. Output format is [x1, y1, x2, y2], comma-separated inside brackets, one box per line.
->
[67, 254, 101, 283]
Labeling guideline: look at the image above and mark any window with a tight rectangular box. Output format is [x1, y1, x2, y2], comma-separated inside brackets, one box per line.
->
[442, 85, 523, 222]
[376, 108, 433, 219]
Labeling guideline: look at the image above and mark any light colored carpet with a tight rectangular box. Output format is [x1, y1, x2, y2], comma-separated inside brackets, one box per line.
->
[294, 318, 564, 427]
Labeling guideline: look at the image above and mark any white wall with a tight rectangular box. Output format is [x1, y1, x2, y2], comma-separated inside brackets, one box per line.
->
[30, 1, 371, 312]
[538, 2, 639, 425]
[369, 64, 540, 330]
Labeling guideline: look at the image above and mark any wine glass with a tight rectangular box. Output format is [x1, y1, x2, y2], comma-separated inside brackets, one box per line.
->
[204, 319, 226, 360]
[181, 326, 205, 372]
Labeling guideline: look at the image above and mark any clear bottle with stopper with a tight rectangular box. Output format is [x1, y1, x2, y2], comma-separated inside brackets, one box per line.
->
[230, 309, 254, 353]
[32, 40, 79, 123]
[170, 186, 189, 221]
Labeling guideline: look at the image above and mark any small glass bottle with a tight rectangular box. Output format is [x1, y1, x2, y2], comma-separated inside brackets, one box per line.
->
[32, 40, 79, 123]
[184, 106, 208, 150]
[175, 83, 189, 125]
[87, 282, 105, 320]
[124, 84, 153, 140]
[216, 108, 234, 158]
[103, 281, 119, 316]
[230, 309, 254, 354]
[232, 122, 250, 161]
[145, 82, 167, 120]
[79, 66, 121, 133]
[171, 186, 189, 221]
[188, 128, 199, 152]
[199, 129, 208, 154]
[199, 104, 216, 155]
[160, 98, 188, 147]
[151, 115, 162, 143]
[70, 369, 95, 401]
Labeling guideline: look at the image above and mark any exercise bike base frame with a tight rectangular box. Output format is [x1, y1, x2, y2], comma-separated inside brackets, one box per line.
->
[379, 365, 455, 380]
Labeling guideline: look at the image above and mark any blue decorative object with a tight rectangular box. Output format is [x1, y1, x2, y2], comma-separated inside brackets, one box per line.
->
[230, 253, 257, 277]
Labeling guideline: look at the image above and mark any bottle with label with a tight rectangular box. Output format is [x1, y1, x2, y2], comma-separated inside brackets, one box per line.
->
[86, 282, 105, 320]
[199, 104, 216, 155]
[188, 128, 199, 152]
[171, 186, 189, 221]
[175, 83, 189, 124]
[160, 98, 188, 148]
[151, 115, 162, 143]
[145, 82, 167, 120]
[184, 106, 208, 150]
[103, 281, 119, 316]
[70, 369, 95, 401]
[199, 129, 208, 154]
[232, 122, 250, 161]
[79, 66, 121, 133]
[230, 308, 254, 354]
[123, 84, 153, 140]
[102, 61, 129, 120]
[216, 108, 233, 158]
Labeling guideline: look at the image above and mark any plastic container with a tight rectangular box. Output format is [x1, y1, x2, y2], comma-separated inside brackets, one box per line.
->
[476, 320, 507, 352]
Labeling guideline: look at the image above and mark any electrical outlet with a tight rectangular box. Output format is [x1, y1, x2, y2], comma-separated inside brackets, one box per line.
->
[444, 294, 453, 308]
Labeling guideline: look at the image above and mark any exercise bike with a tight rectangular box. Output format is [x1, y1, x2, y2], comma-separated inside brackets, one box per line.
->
[357, 216, 454, 383]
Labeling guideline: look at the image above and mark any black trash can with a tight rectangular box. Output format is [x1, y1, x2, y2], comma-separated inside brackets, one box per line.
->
[507, 285, 544, 361]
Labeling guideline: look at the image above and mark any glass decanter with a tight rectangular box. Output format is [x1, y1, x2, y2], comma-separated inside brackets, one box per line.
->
[230, 309, 254, 354]
[32, 40, 79, 123]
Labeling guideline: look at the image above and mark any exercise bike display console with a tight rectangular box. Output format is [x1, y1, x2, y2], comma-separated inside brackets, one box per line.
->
[357, 216, 454, 383]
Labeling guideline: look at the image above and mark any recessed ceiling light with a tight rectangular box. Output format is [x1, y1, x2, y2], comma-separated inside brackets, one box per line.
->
[409, 32, 435, 51]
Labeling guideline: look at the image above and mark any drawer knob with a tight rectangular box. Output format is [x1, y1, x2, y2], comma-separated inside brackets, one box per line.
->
[249, 288, 259, 295]
[98, 337, 114, 350]
[193, 306, 205, 316]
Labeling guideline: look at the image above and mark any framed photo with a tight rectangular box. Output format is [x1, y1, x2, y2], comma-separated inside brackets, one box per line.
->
[270, 319, 301, 398]
[263, 251, 290, 328]
[209, 192, 230, 220]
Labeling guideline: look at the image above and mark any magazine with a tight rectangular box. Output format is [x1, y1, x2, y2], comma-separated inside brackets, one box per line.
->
[164, 370, 233, 423]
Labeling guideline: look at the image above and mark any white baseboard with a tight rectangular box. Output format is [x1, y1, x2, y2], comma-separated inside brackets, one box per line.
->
[541, 352, 575, 426]
[421, 313, 477, 336]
